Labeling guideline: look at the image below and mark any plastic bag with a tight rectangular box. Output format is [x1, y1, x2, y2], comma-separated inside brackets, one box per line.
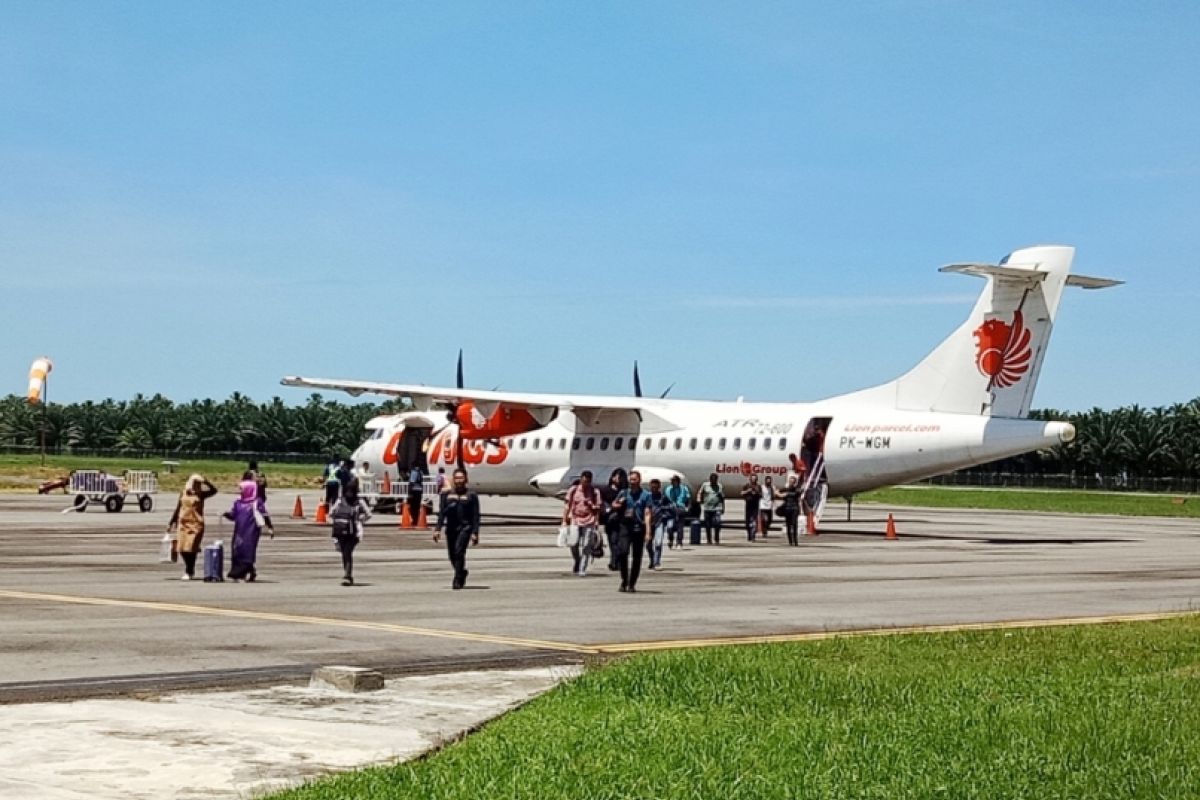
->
[556, 525, 579, 548]
[159, 532, 175, 563]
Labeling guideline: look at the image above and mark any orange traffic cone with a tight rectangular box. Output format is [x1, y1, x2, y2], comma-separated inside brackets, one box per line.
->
[315, 502, 329, 524]
[885, 513, 898, 540]
[400, 502, 413, 530]
[381, 472, 392, 495]
[417, 504, 431, 530]
[291, 495, 305, 519]
[806, 512, 817, 536]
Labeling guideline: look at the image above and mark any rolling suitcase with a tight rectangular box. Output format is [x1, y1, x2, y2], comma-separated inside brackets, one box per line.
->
[203, 541, 224, 582]
[689, 520, 701, 546]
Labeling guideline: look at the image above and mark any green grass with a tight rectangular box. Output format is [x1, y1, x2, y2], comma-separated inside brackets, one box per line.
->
[0, 453, 322, 493]
[274, 617, 1200, 800]
[860, 486, 1199, 517]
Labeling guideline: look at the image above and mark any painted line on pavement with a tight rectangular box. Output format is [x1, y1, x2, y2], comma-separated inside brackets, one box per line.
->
[0, 589, 595, 655]
[592, 611, 1200, 654]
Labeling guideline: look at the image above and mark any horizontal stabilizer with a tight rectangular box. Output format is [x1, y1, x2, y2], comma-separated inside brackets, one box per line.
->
[1065, 274, 1123, 290]
[939, 263, 1047, 284]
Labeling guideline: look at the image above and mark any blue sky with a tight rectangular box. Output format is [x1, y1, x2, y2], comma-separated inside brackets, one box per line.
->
[2, 2, 1197, 411]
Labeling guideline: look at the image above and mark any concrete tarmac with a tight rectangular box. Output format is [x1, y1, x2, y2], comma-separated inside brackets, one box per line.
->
[1, 491, 1198, 701]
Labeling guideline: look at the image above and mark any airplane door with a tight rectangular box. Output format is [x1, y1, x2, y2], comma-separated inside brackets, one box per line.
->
[398, 425, 432, 473]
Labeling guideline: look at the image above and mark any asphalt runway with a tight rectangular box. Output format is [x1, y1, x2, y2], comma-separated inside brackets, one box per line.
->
[1, 491, 1198, 702]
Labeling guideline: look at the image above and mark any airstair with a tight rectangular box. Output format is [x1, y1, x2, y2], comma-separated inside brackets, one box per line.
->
[800, 453, 829, 530]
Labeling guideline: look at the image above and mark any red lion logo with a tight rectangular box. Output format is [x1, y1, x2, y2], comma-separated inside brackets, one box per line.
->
[973, 310, 1032, 388]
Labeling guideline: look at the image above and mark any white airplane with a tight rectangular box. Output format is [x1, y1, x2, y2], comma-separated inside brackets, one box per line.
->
[283, 245, 1119, 527]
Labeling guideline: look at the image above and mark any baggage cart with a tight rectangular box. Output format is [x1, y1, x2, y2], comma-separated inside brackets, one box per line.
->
[69, 469, 159, 513]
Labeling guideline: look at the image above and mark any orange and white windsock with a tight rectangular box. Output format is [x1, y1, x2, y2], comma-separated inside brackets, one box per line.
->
[27, 357, 52, 404]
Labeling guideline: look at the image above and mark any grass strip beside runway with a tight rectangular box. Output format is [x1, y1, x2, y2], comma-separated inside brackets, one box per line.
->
[273, 616, 1200, 800]
[862, 485, 1199, 517]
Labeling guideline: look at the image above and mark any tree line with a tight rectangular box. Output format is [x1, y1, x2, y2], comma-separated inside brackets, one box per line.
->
[0, 393, 1197, 480]
[0, 393, 409, 457]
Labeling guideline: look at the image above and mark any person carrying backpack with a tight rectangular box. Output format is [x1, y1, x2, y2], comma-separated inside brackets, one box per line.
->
[561, 470, 602, 576]
[332, 459, 370, 586]
[664, 475, 691, 549]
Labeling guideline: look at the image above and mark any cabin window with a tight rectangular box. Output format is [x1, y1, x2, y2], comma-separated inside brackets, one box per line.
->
[532, 438, 540, 450]
[586, 437, 595, 451]
[704, 438, 712, 450]
[572, 437, 581, 450]
[643, 438, 652, 450]
[673, 438, 682, 450]
[763, 437, 772, 450]
[659, 438, 667, 450]
[600, 437, 610, 451]
[778, 437, 787, 450]
[748, 438, 756, 451]
[733, 438, 742, 450]
[688, 438, 697, 450]
[718, 438, 727, 450]
[519, 438, 527, 450]
[560, 438, 567, 450]
[628, 437, 637, 450]
[614, 437, 623, 451]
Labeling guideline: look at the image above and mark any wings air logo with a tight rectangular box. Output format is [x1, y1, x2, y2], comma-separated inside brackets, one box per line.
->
[973, 310, 1033, 388]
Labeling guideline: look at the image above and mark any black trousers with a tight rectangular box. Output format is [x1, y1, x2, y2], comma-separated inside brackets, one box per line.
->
[181, 551, 198, 577]
[617, 526, 646, 589]
[783, 509, 800, 545]
[335, 534, 357, 577]
[605, 517, 621, 568]
[324, 483, 340, 505]
[745, 504, 760, 540]
[703, 511, 721, 544]
[408, 491, 423, 522]
[444, 526, 472, 585]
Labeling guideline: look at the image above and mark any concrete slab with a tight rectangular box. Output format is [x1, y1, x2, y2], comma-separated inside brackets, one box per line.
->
[0, 665, 579, 800]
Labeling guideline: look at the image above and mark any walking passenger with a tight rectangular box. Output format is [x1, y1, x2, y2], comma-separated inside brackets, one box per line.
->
[664, 475, 691, 548]
[740, 474, 763, 541]
[600, 469, 627, 571]
[407, 464, 425, 524]
[562, 470, 601, 576]
[223, 481, 274, 582]
[697, 473, 724, 544]
[778, 474, 802, 546]
[647, 479, 677, 570]
[434, 468, 481, 590]
[166, 474, 218, 581]
[760, 475, 776, 537]
[613, 470, 653, 592]
[247, 460, 268, 502]
[331, 460, 370, 586]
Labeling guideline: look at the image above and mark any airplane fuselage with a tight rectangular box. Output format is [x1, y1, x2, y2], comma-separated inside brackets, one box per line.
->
[354, 402, 1074, 498]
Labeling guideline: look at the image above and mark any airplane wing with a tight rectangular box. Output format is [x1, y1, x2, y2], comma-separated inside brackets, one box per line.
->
[280, 376, 682, 430]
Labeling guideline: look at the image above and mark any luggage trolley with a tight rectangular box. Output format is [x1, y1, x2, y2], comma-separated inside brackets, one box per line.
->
[69, 469, 160, 513]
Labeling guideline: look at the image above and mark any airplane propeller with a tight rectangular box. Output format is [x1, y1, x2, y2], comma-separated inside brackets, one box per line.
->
[442, 349, 468, 471]
[633, 361, 674, 399]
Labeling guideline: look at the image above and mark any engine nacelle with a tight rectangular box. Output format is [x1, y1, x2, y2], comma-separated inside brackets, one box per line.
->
[454, 402, 554, 439]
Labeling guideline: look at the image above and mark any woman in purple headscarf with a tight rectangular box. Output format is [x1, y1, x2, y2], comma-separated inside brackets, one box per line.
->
[222, 475, 274, 582]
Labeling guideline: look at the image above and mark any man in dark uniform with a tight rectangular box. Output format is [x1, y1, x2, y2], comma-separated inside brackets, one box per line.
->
[613, 470, 653, 593]
[433, 468, 481, 590]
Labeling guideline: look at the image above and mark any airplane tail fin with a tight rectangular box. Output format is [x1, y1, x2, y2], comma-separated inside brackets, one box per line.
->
[843, 245, 1120, 418]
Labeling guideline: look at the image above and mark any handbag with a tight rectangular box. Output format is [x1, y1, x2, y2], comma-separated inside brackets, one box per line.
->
[590, 536, 605, 558]
[252, 504, 266, 529]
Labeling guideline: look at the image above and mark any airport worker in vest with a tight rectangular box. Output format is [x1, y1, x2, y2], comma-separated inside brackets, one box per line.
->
[434, 468, 481, 590]
[167, 474, 218, 581]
